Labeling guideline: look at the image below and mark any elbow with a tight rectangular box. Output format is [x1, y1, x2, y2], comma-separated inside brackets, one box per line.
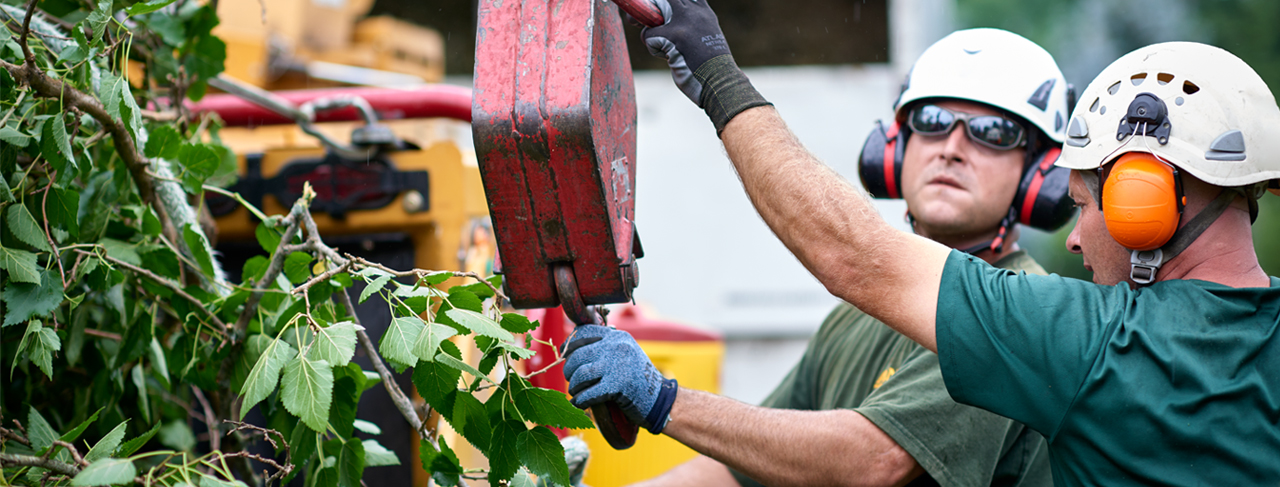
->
[846, 445, 920, 487]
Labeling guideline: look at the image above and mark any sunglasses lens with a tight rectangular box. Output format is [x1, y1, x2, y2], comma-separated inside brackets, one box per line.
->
[967, 117, 1024, 149]
[909, 105, 954, 135]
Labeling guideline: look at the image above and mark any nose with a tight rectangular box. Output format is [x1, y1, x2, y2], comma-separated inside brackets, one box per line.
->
[941, 121, 970, 162]
[1065, 217, 1083, 255]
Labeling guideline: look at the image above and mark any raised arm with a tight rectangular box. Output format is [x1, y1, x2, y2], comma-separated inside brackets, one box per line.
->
[719, 107, 949, 350]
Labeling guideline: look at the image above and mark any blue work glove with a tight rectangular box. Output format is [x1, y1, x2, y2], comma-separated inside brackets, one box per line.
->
[641, 0, 771, 134]
[562, 325, 679, 434]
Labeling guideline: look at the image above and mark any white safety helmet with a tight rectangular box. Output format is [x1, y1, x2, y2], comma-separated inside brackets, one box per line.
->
[895, 28, 1072, 143]
[1058, 41, 1280, 191]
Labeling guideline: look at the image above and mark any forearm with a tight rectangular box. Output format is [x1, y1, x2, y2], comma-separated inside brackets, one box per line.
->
[626, 455, 741, 487]
[719, 107, 948, 350]
[662, 388, 923, 487]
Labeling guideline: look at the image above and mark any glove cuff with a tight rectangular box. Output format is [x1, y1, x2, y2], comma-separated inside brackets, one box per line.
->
[694, 55, 772, 135]
[645, 378, 679, 434]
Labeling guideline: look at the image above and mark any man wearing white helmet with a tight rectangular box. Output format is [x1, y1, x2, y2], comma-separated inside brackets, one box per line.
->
[564, 0, 1280, 484]
[574, 28, 1072, 487]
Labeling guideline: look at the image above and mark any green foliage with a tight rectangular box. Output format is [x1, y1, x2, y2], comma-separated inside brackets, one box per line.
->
[1, 2, 585, 485]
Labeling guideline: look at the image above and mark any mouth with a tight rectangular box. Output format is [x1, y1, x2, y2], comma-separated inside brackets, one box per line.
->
[927, 174, 965, 190]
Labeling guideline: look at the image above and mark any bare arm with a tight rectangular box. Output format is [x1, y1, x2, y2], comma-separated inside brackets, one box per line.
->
[657, 388, 924, 487]
[719, 106, 950, 351]
[625, 455, 741, 487]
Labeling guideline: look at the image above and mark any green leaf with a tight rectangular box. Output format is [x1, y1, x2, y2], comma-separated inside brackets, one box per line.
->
[446, 289, 483, 313]
[327, 371, 359, 439]
[380, 316, 423, 368]
[149, 338, 171, 388]
[27, 407, 58, 452]
[7, 204, 51, 251]
[353, 420, 381, 435]
[283, 252, 313, 285]
[281, 356, 334, 432]
[198, 477, 248, 487]
[85, 421, 129, 463]
[179, 143, 221, 192]
[144, 125, 183, 159]
[126, 0, 178, 15]
[517, 426, 570, 487]
[487, 420, 526, 484]
[2, 270, 65, 327]
[116, 422, 161, 457]
[362, 439, 399, 466]
[132, 364, 151, 423]
[337, 438, 365, 487]
[423, 271, 453, 286]
[30, 326, 60, 378]
[73, 458, 137, 486]
[411, 359, 460, 414]
[444, 309, 513, 342]
[514, 387, 594, 430]
[420, 438, 462, 487]
[411, 322, 457, 363]
[48, 187, 80, 242]
[448, 392, 491, 451]
[101, 238, 141, 266]
[477, 348, 500, 375]
[501, 313, 538, 334]
[310, 321, 360, 366]
[359, 273, 392, 304]
[84, 0, 113, 46]
[40, 113, 77, 176]
[255, 223, 281, 254]
[511, 469, 538, 487]
[0, 127, 31, 148]
[158, 420, 196, 451]
[182, 224, 217, 278]
[146, 13, 186, 45]
[435, 351, 491, 385]
[239, 338, 298, 419]
[98, 72, 124, 122]
[0, 244, 41, 284]
[59, 407, 104, 445]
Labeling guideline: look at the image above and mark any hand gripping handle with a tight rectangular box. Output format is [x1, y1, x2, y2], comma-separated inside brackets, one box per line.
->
[614, 0, 664, 27]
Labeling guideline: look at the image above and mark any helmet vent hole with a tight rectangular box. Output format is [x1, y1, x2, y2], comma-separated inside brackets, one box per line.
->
[1157, 73, 1175, 85]
[1175, 96, 1184, 106]
[1183, 81, 1200, 95]
[1090, 98, 1100, 112]
[1131, 73, 1147, 86]
[1108, 81, 1122, 95]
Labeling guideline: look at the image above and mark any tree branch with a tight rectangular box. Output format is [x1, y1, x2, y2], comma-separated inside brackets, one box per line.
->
[0, 452, 80, 477]
[0, 59, 158, 207]
[84, 250, 230, 338]
[17, 0, 37, 65]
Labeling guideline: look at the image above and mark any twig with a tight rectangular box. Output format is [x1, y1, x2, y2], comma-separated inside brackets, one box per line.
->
[84, 250, 230, 337]
[335, 289, 431, 443]
[0, 91, 25, 127]
[140, 109, 178, 122]
[83, 328, 122, 341]
[523, 353, 564, 380]
[17, 0, 37, 65]
[219, 451, 292, 485]
[232, 203, 306, 340]
[0, 452, 80, 477]
[290, 259, 353, 296]
[48, 440, 85, 467]
[349, 256, 507, 303]
[192, 387, 219, 452]
[41, 169, 68, 290]
[223, 421, 286, 452]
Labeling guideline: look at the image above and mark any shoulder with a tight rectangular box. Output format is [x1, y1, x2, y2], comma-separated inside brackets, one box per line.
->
[992, 250, 1048, 276]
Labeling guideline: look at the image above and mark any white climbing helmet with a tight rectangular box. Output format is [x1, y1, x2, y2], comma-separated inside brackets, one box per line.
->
[1057, 41, 1280, 191]
[895, 28, 1071, 143]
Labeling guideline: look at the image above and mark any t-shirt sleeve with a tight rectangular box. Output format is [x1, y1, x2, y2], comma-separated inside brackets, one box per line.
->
[857, 348, 1027, 487]
[936, 250, 1129, 437]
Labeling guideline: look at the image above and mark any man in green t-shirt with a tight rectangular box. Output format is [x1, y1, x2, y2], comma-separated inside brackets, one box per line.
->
[566, 24, 1077, 487]
[562, 3, 1280, 485]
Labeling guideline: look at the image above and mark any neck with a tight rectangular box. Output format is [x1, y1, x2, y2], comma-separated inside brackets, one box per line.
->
[915, 224, 1020, 265]
[1155, 208, 1270, 288]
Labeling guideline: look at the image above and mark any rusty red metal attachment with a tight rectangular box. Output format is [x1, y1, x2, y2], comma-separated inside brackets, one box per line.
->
[473, 0, 644, 321]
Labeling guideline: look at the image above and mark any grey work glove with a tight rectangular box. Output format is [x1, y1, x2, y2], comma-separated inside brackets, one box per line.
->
[642, 0, 771, 134]
[562, 325, 679, 434]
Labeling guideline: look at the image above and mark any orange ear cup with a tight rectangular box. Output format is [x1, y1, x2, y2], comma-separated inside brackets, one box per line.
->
[1102, 152, 1181, 251]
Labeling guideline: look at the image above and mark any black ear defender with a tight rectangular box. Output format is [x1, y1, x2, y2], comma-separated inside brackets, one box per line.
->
[1011, 147, 1076, 231]
[858, 120, 908, 198]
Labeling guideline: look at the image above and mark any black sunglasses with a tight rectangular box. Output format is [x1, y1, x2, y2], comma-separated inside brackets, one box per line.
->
[907, 104, 1026, 151]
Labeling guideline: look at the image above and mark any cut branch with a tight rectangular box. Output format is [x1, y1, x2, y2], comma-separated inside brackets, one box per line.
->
[0, 452, 80, 477]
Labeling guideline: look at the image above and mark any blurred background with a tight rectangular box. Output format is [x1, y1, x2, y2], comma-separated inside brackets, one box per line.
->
[357, 0, 1280, 403]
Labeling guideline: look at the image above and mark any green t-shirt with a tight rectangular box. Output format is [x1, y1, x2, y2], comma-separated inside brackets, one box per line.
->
[732, 251, 1052, 487]
[936, 250, 1280, 486]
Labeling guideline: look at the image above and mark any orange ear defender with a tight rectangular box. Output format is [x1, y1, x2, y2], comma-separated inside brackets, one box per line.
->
[1101, 152, 1185, 251]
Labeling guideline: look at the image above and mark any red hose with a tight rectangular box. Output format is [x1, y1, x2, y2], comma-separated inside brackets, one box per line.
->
[189, 84, 473, 126]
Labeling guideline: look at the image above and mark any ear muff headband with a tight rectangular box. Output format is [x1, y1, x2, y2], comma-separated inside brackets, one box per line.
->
[1100, 152, 1185, 251]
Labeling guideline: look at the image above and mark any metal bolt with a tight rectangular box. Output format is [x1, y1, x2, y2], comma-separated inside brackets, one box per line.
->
[402, 190, 425, 213]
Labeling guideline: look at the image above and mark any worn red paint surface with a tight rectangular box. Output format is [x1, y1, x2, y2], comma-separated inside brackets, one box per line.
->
[473, 0, 640, 310]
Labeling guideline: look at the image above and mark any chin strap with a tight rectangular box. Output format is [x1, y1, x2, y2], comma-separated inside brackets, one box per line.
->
[955, 207, 1018, 256]
[1129, 188, 1241, 285]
